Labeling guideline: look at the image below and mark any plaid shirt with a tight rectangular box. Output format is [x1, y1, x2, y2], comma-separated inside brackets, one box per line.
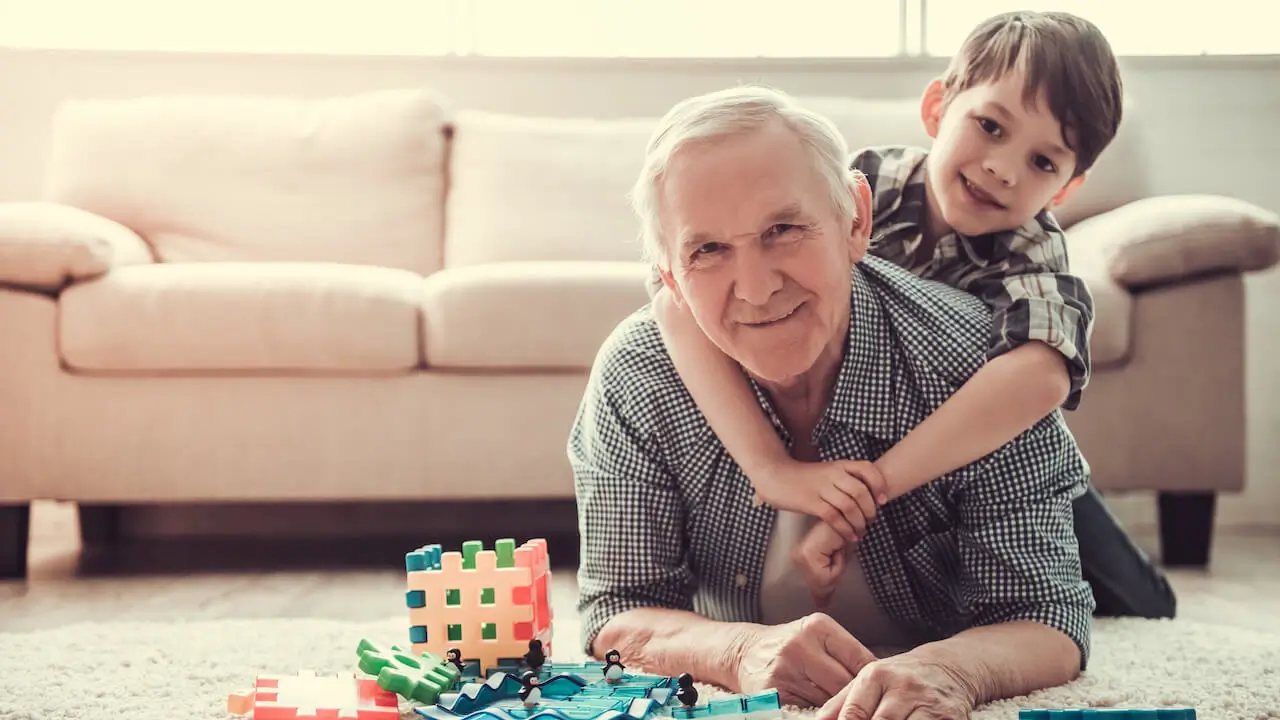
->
[855, 145, 1094, 410]
[569, 256, 1097, 672]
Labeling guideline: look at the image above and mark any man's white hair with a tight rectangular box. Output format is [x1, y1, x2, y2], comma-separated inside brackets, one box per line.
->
[629, 85, 858, 267]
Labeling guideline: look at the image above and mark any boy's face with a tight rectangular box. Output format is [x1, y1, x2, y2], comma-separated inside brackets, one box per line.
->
[920, 70, 1084, 237]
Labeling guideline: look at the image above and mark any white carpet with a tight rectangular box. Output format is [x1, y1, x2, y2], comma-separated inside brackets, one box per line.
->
[0, 616, 1276, 720]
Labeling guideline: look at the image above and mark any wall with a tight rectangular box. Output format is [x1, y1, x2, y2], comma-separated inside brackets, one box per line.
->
[1, 48, 1277, 532]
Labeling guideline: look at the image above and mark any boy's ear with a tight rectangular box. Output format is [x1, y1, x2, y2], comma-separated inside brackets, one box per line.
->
[1048, 173, 1087, 209]
[920, 79, 946, 138]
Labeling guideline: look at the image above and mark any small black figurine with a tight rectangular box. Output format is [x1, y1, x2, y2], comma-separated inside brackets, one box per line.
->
[675, 673, 698, 708]
[602, 648, 625, 684]
[446, 648, 465, 674]
[523, 638, 546, 671]
[517, 669, 542, 706]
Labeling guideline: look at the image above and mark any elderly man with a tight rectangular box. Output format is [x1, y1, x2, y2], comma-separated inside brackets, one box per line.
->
[567, 86, 1094, 718]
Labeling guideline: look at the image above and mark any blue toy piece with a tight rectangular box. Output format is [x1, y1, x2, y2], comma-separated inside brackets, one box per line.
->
[1018, 709, 1196, 719]
[668, 690, 782, 720]
[415, 696, 662, 720]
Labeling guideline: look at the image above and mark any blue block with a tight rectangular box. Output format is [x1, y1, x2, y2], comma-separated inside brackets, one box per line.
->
[742, 691, 781, 714]
[407, 543, 444, 572]
[410, 625, 428, 643]
[1019, 710, 1196, 720]
[406, 590, 426, 608]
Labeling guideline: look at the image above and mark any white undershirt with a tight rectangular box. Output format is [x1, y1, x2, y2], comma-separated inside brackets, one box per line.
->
[759, 510, 918, 655]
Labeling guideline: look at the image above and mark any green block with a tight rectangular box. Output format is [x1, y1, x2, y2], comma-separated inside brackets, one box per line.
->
[462, 540, 483, 570]
[446, 588, 461, 606]
[495, 538, 516, 568]
[356, 638, 460, 705]
[448, 624, 463, 642]
[481, 623, 496, 640]
[481, 587, 495, 604]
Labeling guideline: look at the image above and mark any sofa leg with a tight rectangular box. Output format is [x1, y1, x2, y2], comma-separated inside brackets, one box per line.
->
[78, 504, 124, 546]
[0, 503, 31, 580]
[1158, 492, 1216, 568]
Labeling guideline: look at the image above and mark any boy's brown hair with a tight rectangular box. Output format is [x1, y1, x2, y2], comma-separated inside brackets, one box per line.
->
[941, 10, 1123, 177]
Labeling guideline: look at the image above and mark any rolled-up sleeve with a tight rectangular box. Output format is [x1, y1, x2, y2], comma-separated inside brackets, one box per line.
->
[950, 419, 1096, 669]
[567, 338, 694, 656]
[957, 218, 1095, 411]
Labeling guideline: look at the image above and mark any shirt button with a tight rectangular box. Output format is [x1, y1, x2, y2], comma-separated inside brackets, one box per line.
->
[734, 573, 748, 588]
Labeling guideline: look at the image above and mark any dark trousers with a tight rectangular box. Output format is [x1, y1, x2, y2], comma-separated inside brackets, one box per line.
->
[1073, 485, 1177, 618]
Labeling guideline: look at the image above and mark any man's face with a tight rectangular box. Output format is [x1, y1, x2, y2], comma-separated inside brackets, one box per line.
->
[922, 70, 1082, 237]
[657, 121, 871, 385]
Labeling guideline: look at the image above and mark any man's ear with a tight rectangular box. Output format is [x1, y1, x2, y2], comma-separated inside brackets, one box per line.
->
[655, 264, 686, 306]
[920, 78, 946, 138]
[847, 174, 874, 263]
[1048, 173, 1086, 209]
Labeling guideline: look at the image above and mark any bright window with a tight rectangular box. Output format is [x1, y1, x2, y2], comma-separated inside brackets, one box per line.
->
[0, 0, 1275, 57]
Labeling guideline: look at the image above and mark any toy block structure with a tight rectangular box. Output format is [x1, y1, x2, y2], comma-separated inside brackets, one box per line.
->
[1018, 710, 1196, 719]
[406, 538, 553, 673]
[356, 638, 462, 705]
[227, 670, 400, 719]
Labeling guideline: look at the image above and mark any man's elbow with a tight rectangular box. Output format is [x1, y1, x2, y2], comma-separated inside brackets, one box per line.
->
[591, 610, 654, 661]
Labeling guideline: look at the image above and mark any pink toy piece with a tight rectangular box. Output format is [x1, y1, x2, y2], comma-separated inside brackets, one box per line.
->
[228, 670, 399, 719]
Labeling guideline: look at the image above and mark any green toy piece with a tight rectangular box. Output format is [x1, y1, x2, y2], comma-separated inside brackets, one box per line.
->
[357, 637, 462, 704]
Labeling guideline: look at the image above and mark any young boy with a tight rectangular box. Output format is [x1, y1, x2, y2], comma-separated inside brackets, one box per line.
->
[650, 10, 1176, 616]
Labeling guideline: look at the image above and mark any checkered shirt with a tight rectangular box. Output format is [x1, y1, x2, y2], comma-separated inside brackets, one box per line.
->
[569, 256, 1096, 671]
[855, 145, 1095, 410]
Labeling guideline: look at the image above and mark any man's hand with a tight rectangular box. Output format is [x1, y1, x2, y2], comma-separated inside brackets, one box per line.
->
[754, 459, 887, 543]
[814, 652, 977, 720]
[792, 521, 850, 610]
[735, 613, 878, 708]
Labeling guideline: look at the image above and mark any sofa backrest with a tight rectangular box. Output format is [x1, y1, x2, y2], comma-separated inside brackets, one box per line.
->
[44, 87, 451, 276]
[442, 93, 1153, 268]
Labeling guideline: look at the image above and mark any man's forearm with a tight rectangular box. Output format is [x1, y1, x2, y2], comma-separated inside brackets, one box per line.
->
[909, 620, 1082, 706]
[592, 607, 756, 690]
[875, 342, 1070, 498]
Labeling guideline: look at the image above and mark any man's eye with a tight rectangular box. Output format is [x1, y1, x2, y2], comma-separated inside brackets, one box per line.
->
[692, 243, 723, 257]
[977, 118, 1002, 136]
[768, 224, 797, 237]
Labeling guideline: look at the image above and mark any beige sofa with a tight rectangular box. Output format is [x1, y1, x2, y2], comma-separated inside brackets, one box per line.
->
[1, 86, 1277, 579]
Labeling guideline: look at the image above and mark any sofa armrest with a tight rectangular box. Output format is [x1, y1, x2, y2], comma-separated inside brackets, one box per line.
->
[0, 201, 155, 293]
[1064, 194, 1280, 290]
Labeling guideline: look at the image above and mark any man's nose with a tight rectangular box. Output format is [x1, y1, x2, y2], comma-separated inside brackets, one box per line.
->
[732, 250, 783, 306]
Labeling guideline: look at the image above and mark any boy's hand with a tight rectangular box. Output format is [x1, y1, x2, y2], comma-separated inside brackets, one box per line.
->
[755, 460, 887, 544]
[793, 521, 850, 610]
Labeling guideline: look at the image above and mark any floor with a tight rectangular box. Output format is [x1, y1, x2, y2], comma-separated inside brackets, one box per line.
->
[2, 500, 1279, 635]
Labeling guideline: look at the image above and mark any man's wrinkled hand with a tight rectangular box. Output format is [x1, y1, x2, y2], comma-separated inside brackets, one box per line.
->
[814, 652, 977, 720]
[734, 613, 878, 709]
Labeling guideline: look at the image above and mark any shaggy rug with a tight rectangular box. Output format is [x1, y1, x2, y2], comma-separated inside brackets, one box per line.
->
[0, 616, 1276, 720]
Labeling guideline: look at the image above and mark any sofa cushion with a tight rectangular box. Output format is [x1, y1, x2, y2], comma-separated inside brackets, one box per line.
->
[443, 110, 656, 267]
[58, 263, 425, 373]
[421, 261, 650, 369]
[45, 87, 450, 276]
[0, 201, 154, 292]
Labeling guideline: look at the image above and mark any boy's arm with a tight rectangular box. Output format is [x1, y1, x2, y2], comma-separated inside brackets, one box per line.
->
[651, 287, 790, 481]
[876, 216, 1093, 499]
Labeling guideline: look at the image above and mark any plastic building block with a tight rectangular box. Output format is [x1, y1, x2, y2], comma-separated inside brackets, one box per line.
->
[436, 671, 593, 714]
[406, 538, 554, 673]
[227, 670, 399, 719]
[1018, 710, 1196, 719]
[669, 690, 783, 720]
[357, 638, 462, 705]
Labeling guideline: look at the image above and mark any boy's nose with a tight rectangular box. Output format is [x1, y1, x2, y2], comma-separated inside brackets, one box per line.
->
[982, 155, 1017, 186]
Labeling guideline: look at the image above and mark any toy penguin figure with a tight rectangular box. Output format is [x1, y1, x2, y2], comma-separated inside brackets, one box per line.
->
[446, 648, 465, 674]
[602, 649, 625, 684]
[523, 639, 546, 672]
[517, 670, 542, 707]
[675, 673, 698, 708]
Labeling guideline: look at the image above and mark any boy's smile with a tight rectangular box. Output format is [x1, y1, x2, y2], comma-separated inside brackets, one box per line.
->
[919, 69, 1083, 240]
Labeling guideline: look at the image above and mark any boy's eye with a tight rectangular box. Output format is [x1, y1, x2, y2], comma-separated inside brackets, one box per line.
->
[1033, 155, 1057, 173]
[977, 118, 1003, 137]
